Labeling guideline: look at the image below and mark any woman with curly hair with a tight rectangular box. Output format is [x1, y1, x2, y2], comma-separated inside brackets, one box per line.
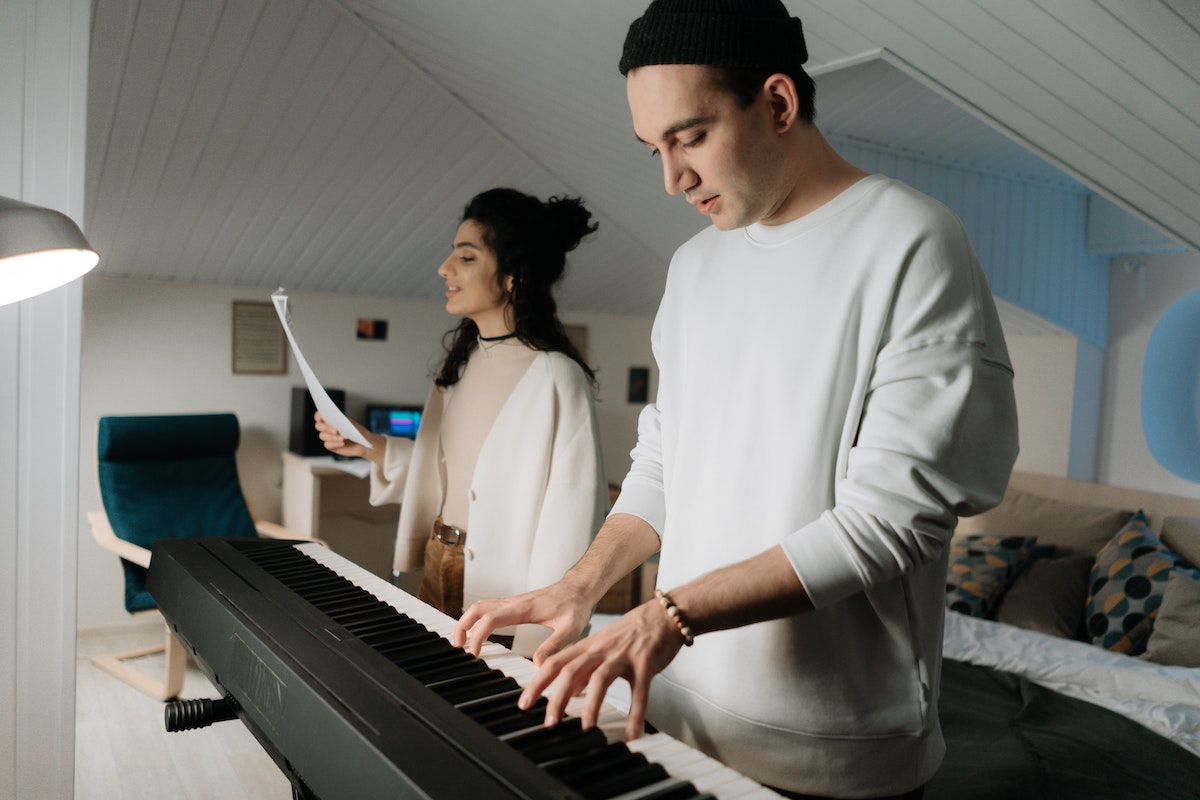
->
[315, 187, 608, 657]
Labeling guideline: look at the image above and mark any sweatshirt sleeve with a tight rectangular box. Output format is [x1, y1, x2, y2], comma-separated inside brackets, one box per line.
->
[609, 402, 667, 537]
[782, 219, 1019, 608]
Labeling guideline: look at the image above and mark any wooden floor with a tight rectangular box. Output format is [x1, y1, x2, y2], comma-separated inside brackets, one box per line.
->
[75, 623, 291, 800]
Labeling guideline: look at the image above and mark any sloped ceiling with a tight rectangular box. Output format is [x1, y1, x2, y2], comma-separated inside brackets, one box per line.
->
[85, 0, 1199, 320]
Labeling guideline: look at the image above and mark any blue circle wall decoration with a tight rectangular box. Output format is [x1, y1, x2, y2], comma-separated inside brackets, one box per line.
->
[1141, 288, 1200, 482]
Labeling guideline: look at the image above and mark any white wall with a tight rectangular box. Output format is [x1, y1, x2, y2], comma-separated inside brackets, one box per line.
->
[1005, 333, 1079, 478]
[1003, 251, 1200, 499]
[2, 1, 90, 797]
[78, 275, 655, 630]
[1099, 251, 1200, 499]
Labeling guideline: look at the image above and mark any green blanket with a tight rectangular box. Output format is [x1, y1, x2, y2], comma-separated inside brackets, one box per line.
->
[928, 659, 1200, 799]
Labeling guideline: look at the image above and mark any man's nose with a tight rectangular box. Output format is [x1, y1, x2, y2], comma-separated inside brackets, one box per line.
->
[662, 152, 696, 196]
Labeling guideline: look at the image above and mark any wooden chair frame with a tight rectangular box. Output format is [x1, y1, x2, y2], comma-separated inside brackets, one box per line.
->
[87, 506, 312, 701]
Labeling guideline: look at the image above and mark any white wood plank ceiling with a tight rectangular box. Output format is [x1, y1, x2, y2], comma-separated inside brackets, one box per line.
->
[85, 0, 1199, 319]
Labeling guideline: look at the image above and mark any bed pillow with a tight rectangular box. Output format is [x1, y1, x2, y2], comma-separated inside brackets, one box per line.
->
[945, 534, 1039, 618]
[1143, 570, 1200, 668]
[1161, 515, 1200, 570]
[1084, 512, 1191, 654]
[995, 555, 1093, 639]
[955, 486, 1132, 558]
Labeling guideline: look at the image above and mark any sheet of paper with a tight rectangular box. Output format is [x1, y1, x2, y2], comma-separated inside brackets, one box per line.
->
[271, 288, 372, 449]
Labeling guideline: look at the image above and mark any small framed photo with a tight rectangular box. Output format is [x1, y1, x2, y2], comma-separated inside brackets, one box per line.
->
[628, 367, 649, 404]
[357, 318, 389, 341]
[232, 301, 287, 375]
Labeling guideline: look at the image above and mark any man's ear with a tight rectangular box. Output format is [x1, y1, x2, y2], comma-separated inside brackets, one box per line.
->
[763, 73, 800, 132]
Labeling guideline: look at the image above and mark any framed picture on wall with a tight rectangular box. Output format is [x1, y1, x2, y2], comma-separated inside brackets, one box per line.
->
[232, 300, 287, 374]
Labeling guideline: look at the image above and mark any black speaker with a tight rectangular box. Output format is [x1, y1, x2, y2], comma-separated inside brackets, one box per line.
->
[289, 386, 345, 456]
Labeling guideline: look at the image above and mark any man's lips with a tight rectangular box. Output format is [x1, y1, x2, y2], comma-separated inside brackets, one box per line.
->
[694, 195, 718, 215]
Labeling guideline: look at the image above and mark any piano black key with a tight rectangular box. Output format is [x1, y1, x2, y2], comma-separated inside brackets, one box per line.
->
[503, 717, 610, 763]
[430, 672, 520, 705]
[581, 763, 674, 799]
[473, 701, 552, 737]
[406, 654, 491, 683]
[356, 618, 430, 647]
[330, 606, 403, 632]
[545, 740, 649, 783]
[455, 688, 528, 721]
[379, 638, 459, 667]
[285, 580, 352, 600]
[314, 594, 386, 616]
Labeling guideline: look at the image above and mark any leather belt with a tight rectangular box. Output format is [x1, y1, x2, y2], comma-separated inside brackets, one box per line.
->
[433, 518, 466, 546]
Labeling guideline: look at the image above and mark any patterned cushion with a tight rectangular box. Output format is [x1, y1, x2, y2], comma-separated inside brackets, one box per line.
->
[945, 534, 1039, 618]
[1084, 511, 1199, 654]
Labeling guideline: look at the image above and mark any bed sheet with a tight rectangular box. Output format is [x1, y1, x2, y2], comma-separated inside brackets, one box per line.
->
[943, 609, 1200, 758]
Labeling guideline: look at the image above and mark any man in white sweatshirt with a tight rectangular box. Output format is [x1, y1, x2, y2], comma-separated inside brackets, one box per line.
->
[453, 2, 1019, 797]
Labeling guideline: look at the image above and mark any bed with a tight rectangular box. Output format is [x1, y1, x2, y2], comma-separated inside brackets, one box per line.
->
[596, 472, 1200, 797]
[930, 471, 1200, 799]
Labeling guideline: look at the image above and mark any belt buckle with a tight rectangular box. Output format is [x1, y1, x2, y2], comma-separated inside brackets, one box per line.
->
[436, 521, 464, 546]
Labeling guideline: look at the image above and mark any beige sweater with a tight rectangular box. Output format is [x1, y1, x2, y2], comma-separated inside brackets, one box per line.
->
[439, 338, 537, 530]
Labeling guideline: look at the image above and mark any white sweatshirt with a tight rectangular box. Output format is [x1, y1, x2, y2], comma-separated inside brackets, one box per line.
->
[611, 175, 1019, 796]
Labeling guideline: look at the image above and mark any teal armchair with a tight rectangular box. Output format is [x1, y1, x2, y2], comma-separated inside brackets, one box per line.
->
[87, 413, 301, 700]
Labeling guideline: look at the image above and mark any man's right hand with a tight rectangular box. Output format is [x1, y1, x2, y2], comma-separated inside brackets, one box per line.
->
[451, 580, 594, 665]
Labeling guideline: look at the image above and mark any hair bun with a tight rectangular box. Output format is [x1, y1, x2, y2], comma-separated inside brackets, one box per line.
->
[543, 196, 599, 254]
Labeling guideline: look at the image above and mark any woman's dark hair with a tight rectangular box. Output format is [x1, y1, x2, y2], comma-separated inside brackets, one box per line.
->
[711, 65, 816, 122]
[435, 188, 598, 388]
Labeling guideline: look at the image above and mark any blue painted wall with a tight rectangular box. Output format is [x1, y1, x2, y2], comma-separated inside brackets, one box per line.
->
[832, 136, 1110, 348]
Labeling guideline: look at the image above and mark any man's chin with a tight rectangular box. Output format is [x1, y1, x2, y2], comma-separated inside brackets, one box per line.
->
[709, 214, 744, 231]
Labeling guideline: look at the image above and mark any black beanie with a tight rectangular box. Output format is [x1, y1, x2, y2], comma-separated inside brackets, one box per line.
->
[619, 0, 808, 77]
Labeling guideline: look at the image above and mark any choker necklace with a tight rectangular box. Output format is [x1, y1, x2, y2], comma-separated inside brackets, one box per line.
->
[478, 332, 517, 343]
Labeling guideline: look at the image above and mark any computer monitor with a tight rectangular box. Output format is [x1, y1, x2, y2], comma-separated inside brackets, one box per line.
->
[365, 405, 422, 439]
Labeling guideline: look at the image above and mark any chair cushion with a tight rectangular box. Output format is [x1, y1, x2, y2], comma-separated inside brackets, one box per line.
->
[97, 414, 257, 613]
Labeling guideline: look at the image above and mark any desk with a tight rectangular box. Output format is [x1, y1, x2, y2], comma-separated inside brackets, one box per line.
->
[280, 451, 398, 581]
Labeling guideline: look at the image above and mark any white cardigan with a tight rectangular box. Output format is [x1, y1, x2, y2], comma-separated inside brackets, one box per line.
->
[370, 350, 608, 656]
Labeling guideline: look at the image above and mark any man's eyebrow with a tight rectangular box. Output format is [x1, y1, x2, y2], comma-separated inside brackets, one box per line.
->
[635, 115, 715, 145]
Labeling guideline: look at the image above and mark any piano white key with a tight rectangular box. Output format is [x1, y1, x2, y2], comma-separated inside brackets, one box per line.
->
[627, 733, 785, 799]
[624, 732, 679, 756]
[723, 782, 794, 800]
[644, 744, 710, 775]
[295, 544, 783, 799]
[694, 771, 761, 795]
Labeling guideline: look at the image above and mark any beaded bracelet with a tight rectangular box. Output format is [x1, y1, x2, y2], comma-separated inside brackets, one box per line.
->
[654, 589, 695, 646]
